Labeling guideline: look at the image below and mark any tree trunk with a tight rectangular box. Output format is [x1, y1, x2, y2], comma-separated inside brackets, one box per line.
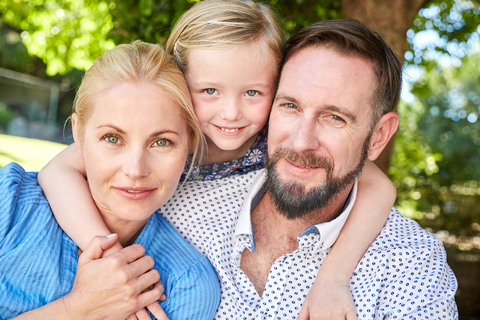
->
[341, 0, 430, 174]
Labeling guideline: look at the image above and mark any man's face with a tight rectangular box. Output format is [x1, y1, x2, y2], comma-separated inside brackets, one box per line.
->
[267, 46, 377, 219]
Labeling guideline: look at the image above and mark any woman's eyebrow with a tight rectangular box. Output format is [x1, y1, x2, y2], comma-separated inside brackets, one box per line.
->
[96, 125, 180, 137]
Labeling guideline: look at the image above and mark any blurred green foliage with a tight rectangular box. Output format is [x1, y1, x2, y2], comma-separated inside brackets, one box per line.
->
[0, 102, 15, 131]
[391, 0, 480, 240]
[0, 0, 342, 75]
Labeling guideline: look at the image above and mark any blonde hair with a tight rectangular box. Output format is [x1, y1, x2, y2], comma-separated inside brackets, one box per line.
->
[73, 40, 204, 165]
[166, 0, 285, 75]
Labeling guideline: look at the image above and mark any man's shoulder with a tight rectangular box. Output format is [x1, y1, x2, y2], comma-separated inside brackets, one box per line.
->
[374, 207, 444, 250]
[352, 208, 458, 319]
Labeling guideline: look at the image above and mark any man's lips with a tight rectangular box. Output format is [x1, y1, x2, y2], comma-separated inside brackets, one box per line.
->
[114, 187, 156, 200]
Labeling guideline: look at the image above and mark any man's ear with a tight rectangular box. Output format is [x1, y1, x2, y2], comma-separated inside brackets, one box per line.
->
[367, 112, 399, 161]
[71, 113, 82, 155]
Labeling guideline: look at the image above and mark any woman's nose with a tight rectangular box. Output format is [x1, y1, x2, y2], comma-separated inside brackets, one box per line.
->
[121, 148, 150, 179]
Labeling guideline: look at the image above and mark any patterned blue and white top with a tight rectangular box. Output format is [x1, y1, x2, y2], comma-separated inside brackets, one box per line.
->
[181, 128, 267, 181]
[160, 168, 458, 320]
[0, 162, 220, 320]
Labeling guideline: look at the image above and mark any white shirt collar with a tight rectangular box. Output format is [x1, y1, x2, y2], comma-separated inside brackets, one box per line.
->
[234, 172, 358, 250]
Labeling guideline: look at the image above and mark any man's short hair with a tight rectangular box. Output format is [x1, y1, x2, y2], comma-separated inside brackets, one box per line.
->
[281, 19, 403, 127]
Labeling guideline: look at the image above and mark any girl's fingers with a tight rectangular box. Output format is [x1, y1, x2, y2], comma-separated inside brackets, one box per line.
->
[147, 301, 169, 320]
[134, 308, 152, 320]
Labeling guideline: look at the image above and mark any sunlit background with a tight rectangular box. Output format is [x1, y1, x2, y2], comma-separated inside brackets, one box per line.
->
[0, 0, 479, 318]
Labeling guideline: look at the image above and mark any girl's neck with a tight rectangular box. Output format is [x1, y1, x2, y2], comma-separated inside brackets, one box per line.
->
[200, 133, 259, 165]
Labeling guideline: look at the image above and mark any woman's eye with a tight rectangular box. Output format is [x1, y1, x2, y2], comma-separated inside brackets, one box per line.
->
[204, 88, 217, 95]
[106, 136, 119, 144]
[154, 139, 170, 147]
[246, 90, 258, 97]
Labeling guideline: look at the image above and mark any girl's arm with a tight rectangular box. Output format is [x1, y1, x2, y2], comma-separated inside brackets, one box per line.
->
[298, 160, 396, 320]
[37, 144, 122, 254]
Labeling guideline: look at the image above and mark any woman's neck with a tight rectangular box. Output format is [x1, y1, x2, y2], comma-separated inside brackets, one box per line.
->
[101, 211, 148, 247]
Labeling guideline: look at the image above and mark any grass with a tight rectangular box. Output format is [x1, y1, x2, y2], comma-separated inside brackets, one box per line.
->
[0, 134, 68, 172]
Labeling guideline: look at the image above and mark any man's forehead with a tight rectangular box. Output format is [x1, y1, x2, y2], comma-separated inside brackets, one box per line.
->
[275, 46, 376, 117]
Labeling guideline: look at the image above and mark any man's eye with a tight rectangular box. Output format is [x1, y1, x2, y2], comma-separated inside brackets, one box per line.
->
[106, 136, 119, 144]
[153, 139, 171, 147]
[246, 90, 258, 97]
[204, 88, 217, 95]
[331, 115, 344, 122]
[286, 103, 297, 109]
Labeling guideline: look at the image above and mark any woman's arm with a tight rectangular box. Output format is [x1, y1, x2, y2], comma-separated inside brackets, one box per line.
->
[12, 235, 164, 320]
[298, 160, 396, 320]
[38, 144, 122, 254]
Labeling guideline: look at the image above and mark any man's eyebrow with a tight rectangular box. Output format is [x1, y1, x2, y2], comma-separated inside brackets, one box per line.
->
[274, 95, 299, 104]
[96, 125, 180, 137]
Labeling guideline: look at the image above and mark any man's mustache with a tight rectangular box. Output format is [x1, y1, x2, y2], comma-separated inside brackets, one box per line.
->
[268, 147, 334, 176]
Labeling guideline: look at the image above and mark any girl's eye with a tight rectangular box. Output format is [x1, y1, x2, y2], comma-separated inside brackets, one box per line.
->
[246, 90, 258, 97]
[153, 139, 171, 147]
[204, 88, 217, 95]
[105, 135, 120, 144]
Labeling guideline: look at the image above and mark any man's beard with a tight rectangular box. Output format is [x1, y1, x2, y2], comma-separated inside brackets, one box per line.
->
[265, 136, 371, 220]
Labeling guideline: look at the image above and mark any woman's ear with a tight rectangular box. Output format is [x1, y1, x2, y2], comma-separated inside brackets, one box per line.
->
[71, 113, 82, 154]
[367, 112, 399, 161]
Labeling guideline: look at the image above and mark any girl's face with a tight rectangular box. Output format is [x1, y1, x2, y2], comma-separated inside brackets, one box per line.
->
[73, 82, 189, 231]
[184, 41, 277, 163]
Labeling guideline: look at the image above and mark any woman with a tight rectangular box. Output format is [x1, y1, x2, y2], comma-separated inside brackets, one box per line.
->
[0, 41, 220, 319]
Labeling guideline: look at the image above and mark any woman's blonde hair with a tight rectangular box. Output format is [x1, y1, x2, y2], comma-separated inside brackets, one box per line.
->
[166, 0, 285, 75]
[73, 40, 204, 165]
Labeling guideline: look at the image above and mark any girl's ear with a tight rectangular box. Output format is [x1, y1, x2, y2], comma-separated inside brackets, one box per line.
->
[367, 112, 399, 161]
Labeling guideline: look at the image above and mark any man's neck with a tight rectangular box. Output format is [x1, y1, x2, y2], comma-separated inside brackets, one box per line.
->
[239, 184, 353, 296]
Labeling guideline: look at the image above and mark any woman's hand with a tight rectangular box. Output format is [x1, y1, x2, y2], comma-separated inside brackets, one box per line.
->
[297, 277, 357, 320]
[63, 234, 165, 320]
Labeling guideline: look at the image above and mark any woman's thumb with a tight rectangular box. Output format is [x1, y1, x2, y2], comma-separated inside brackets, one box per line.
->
[78, 234, 118, 265]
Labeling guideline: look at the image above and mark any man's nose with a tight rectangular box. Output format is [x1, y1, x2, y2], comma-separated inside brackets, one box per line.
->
[121, 147, 150, 179]
[220, 97, 242, 121]
[290, 116, 320, 153]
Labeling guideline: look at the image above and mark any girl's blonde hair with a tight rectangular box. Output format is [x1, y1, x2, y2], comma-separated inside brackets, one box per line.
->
[73, 40, 204, 164]
[166, 0, 285, 75]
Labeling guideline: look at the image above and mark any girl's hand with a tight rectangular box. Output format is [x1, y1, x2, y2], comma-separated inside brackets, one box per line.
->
[127, 287, 169, 320]
[63, 234, 164, 320]
[297, 278, 357, 320]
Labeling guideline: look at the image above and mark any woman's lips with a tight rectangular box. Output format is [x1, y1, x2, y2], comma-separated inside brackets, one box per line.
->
[114, 187, 156, 200]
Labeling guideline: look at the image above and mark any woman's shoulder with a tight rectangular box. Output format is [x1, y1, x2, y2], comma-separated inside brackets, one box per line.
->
[144, 213, 213, 271]
[0, 162, 44, 201]
[0, 162, 54, 240]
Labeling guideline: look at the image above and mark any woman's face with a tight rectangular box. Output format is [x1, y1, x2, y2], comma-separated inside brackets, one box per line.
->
[73, 82, 188, 226]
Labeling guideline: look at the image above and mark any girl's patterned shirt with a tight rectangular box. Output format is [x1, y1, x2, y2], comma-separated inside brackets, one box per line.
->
[181, 128, 267, 181]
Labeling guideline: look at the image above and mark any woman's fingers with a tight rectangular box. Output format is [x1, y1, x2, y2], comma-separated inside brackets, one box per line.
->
[128, 254, 156, 278]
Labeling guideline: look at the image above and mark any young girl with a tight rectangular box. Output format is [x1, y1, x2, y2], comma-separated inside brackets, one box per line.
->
[38, 0, 396, 318]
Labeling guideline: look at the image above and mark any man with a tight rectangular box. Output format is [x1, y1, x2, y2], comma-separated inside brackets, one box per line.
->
[160, 19, 458, 319]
